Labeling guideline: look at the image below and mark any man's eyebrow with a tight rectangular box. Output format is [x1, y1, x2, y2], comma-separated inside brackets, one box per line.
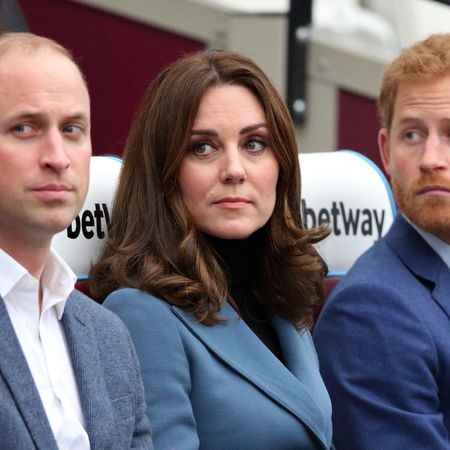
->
[399, 115, 450, 125]
[9, 112, 42, 121]
[397, 116, 422, 125]
[66, 112, 90, 122]
[9, 111, 90, 122]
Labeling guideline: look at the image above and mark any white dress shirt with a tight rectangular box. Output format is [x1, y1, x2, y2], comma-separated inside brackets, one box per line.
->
[404, 214, 450, 270]
[0, 248, 90, 450]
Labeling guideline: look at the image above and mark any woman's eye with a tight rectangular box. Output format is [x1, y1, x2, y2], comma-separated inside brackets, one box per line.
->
[245, 139, 266, 153]
[192, 142, 214, 156]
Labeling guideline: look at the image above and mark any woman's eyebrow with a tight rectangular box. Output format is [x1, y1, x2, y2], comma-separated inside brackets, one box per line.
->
[191, 123, 267, 137]
[240, 123, 267, 135]
[191, 129, 218, 137]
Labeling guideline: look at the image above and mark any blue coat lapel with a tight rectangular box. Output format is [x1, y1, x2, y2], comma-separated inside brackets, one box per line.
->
[385, 214, 450, 319]
[0, 296, 58, 450]
[62, 292, 116, 450]
[273, 316, 332, 447]
[172, 302, 329, 449]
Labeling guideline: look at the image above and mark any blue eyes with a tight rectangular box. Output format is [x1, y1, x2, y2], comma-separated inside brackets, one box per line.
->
[245, 140, 265, 151]
[191, 139, 267, 157]
[405, 131, 420, 141]
[10, 123, 85, 140]
[194, 142, 214, 156]
[12, 124, 33, 135]
[63, 125, 84, 137]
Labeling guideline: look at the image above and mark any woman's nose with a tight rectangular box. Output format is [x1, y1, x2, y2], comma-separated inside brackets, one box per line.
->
[220, 148, 246, 184]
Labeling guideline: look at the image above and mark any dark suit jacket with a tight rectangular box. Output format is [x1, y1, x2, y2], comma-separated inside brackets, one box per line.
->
[314, 213, 450, 449]
[0, 289, 152, 449]
[104, 289, 333, 450]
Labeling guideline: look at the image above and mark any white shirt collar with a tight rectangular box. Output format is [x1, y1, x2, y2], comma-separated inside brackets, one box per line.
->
[0, 248, 76, 319]
[403, 213, 450, 271]
[0, 248, 28, 299]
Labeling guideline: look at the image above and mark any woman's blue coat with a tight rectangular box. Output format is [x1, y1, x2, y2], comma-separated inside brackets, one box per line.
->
[104, 288, 333, 450]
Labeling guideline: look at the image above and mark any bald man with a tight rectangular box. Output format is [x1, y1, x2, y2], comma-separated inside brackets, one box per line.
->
[0, 32, 152, 450]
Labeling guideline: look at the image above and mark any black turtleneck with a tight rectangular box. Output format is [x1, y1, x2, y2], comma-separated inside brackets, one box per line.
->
[205, 232, 284, 364]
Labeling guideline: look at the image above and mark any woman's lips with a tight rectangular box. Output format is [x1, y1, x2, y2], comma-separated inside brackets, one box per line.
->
[214, 197, 252, 209]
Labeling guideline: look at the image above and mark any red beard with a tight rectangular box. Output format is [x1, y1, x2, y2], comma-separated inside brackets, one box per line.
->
[392, 173, 450, 243]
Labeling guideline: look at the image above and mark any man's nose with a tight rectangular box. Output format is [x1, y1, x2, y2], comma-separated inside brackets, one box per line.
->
[419, 134, 449, 172]
[39, 130, 70, 171]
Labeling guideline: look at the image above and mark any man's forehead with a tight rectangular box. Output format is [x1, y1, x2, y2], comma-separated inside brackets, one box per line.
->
[0, 47, 86, 91]
[0, 49, 88, 95]
[0, 44, 58, 64]
[0, 49, 90, 127]
[393, 78, 450, 117]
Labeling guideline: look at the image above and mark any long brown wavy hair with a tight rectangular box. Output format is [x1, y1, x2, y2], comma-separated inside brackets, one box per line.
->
[89, 49, 329, 329]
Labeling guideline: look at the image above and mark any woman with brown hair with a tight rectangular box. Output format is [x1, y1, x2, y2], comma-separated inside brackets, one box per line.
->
[89, 50, 333, 450]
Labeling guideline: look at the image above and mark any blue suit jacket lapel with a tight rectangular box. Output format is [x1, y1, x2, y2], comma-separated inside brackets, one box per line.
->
[172, 302, 329, 449]
[62, 292, 116, 450]
[0, 296, 58, 450]
[385, 214, 450, 319]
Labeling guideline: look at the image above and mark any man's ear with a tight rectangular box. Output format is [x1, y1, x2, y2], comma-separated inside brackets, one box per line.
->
[379, 128, 391, 176]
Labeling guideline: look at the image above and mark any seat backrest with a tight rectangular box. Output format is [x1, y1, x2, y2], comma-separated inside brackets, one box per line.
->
[52, 151, 395, 300]
[299, 150, 396, 299]
[51, 156, 122, 286]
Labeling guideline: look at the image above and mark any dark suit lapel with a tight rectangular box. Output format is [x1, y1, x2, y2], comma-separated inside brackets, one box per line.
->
[62, 292, 116, 450]
[385, 214, 450, 319]
[431, 264, 450, 318]
[172, 302, 329, 449]
[0, 296, 58, 450]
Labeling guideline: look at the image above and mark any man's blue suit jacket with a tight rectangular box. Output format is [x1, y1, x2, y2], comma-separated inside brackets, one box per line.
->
[104, 289, 334, 450]
[314, 213, 450, 449]
[0, 289, 152, 449]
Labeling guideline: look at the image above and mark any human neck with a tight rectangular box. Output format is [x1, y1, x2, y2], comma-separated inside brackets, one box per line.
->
[0, 233, 51, 280]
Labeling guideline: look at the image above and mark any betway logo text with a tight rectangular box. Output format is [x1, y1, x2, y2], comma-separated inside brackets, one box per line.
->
[67, 203, 110, 239]
[302, 200, 386, 238]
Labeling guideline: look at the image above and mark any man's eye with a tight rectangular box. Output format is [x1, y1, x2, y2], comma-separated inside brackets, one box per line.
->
[12, 124, 33, 135]
[405, 131, 421, 141]
[63, 125, 83, 136]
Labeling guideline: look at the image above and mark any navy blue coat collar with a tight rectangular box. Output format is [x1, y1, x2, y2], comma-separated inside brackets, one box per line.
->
[385, 213, 450, 319]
